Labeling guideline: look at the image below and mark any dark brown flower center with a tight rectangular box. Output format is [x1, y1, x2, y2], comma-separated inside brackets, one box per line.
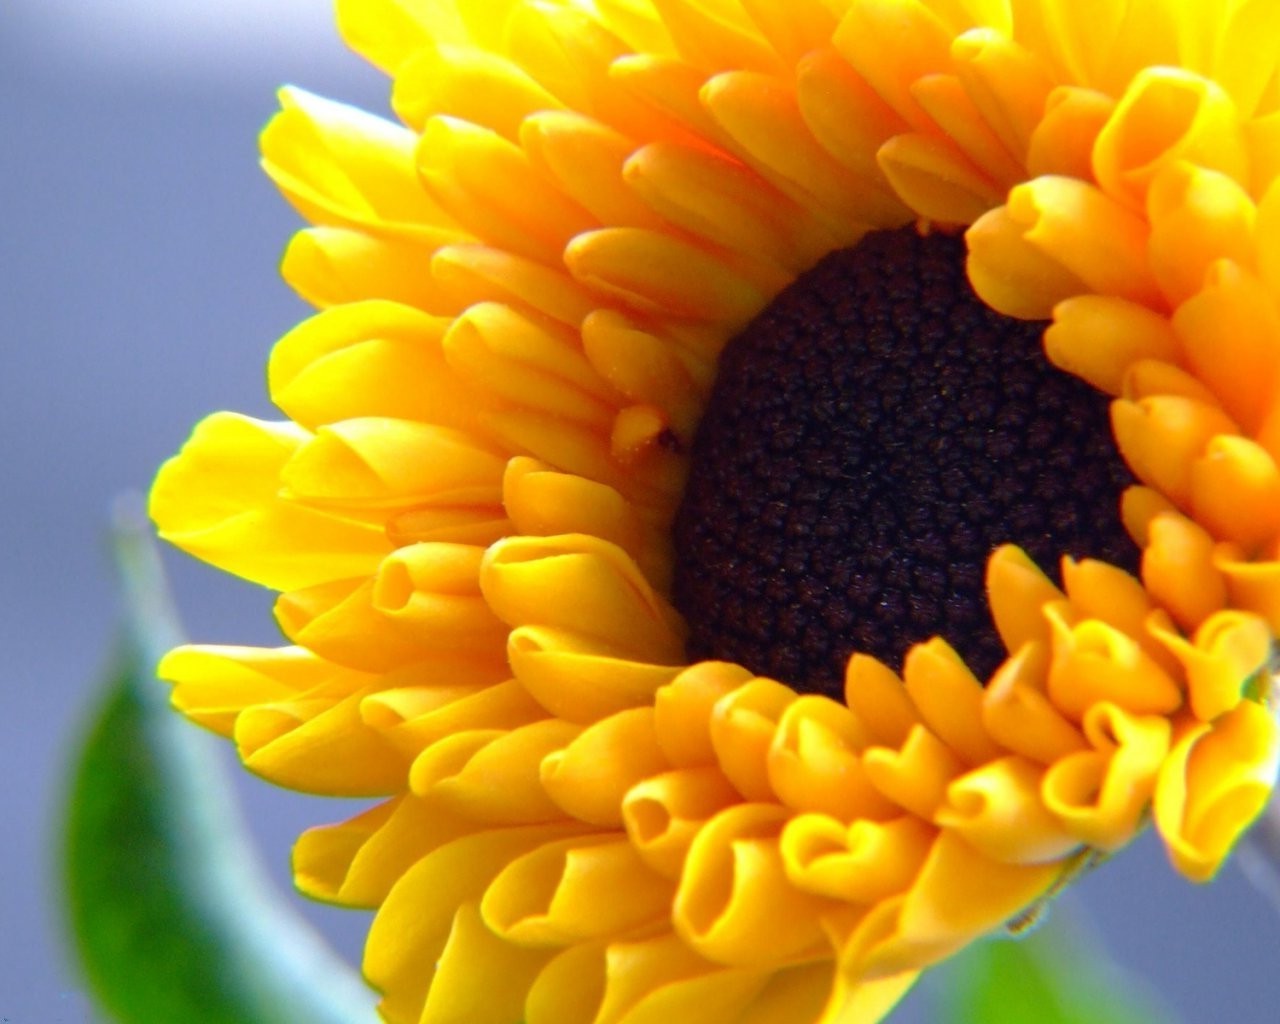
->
[671, 226, 1138, 699]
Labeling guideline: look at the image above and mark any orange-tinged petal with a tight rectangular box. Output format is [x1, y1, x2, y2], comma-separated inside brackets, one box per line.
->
[843, 654, 921, 749]
[1146, 162, 1256, 307]
[1190, 435, 1280, 550]
[1044, 294, 1181, 398]
[982, 640, 1088, 764]
[1142, 512, 1230, 631]
[655, 662, 755, 768]
[902, 637, 1003, 766]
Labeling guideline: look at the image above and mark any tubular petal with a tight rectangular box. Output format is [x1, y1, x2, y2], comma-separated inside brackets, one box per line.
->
[566, 226, 775, 326]
[831, 0, 956, 133]
[1149, 609, 1272, 722]
[1045, 608, 1183, 720]
[982, 641, 1088, 764]
[481, 534, 687, 661]
[1026, 85, 1115, 180]
[235, 688, 407, 796]
[363, 824, 578, 1022]
[794, 48, 910, 188]
[525, 942, 608, 1024]
[983, 545, 1064, 654]
[419, 902, 551, 1024]
[482, 835, 674, 945]
[431, 244, 599, 327]
[910, 73, 1025, 186]
[902, 638, 1003, 766]
[414, 719, 583, 824]
[158, 644, 329, 735]
[151, 413, 391, 590]
[1044, 294, 1182, 398]
[1215, 550, 1280, 632]
[281, 226, 455, 312]
[1146, 162, 1256, 307]
[845, 832, 1063, 979]
[779, 814, 935, 903]
[542, 708, 670, 825]
[1005, 176, 1162, 306]
[262, 86, 452, 237]
[282, 418, 507, 508]
[936, 756, 1081, 864]
[1142, 512, 1230, 631]
[623, 766, 743, 879]
[842, 654, 921, 749]
[655, 663, 756, 768]
[710, 677, 798, 801]
[152, 1, 1280, 1019]
[673, 803, 827, 967]
[877, 133, 1003, 225]
[1190, 435, 1280, 550]
[268, 301, 479, 430]
[392, 44, 563, 139]
[294, 794, 473, 907]
[965, 203, 1088, 319]
[767, 698, 900, 821]
[949, 29, 1054, 161]
[1093, 66, 1249, 210]
[863, 724, 966, 820]
[1155, 700, 1280, 881]
[1042, 702, 1171, 849]
[702, 70, 906, 231]
[1172, 262, 1280, 439]
[1110, 394, 1239, 510]
[417, 116, 597, 263]
[508, 627, 681, 723]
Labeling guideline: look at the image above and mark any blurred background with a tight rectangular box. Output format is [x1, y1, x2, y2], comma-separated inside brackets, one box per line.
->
[1, 1, 1277, 1021]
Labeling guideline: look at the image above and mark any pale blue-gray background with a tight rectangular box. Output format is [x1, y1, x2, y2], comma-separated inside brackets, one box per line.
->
[1, 2, 1276, 1021]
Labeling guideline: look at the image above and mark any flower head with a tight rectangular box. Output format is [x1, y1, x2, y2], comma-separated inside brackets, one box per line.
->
[152, 1, 1280, 1021]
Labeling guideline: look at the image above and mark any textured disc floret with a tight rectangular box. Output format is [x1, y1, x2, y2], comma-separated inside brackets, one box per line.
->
[673, 227, 1139, 696]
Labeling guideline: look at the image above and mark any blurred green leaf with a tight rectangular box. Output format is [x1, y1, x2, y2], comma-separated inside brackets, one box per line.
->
[63, 502, 378, 1024]
[937, 912, 1170, 1024]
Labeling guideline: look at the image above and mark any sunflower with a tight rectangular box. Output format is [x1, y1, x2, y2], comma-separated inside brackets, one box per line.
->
[150, 1, 1280, 1021]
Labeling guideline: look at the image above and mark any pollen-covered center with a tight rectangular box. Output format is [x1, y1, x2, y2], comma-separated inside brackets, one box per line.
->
[671, 227, 1139, 699]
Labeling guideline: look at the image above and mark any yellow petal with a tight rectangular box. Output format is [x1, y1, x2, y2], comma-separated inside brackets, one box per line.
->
[150, 413, 390, 591]
[1156, 701, 1280, 881]
[674, 803, 826, 967]
[1042, 702, 1171, 849]
[542, 708, 670, 826]
[936, 756, 1081, 864]
[482, 835, 673, 945]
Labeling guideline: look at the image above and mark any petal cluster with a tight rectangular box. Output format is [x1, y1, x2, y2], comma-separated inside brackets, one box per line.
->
[152, 1, 1280, 1022]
